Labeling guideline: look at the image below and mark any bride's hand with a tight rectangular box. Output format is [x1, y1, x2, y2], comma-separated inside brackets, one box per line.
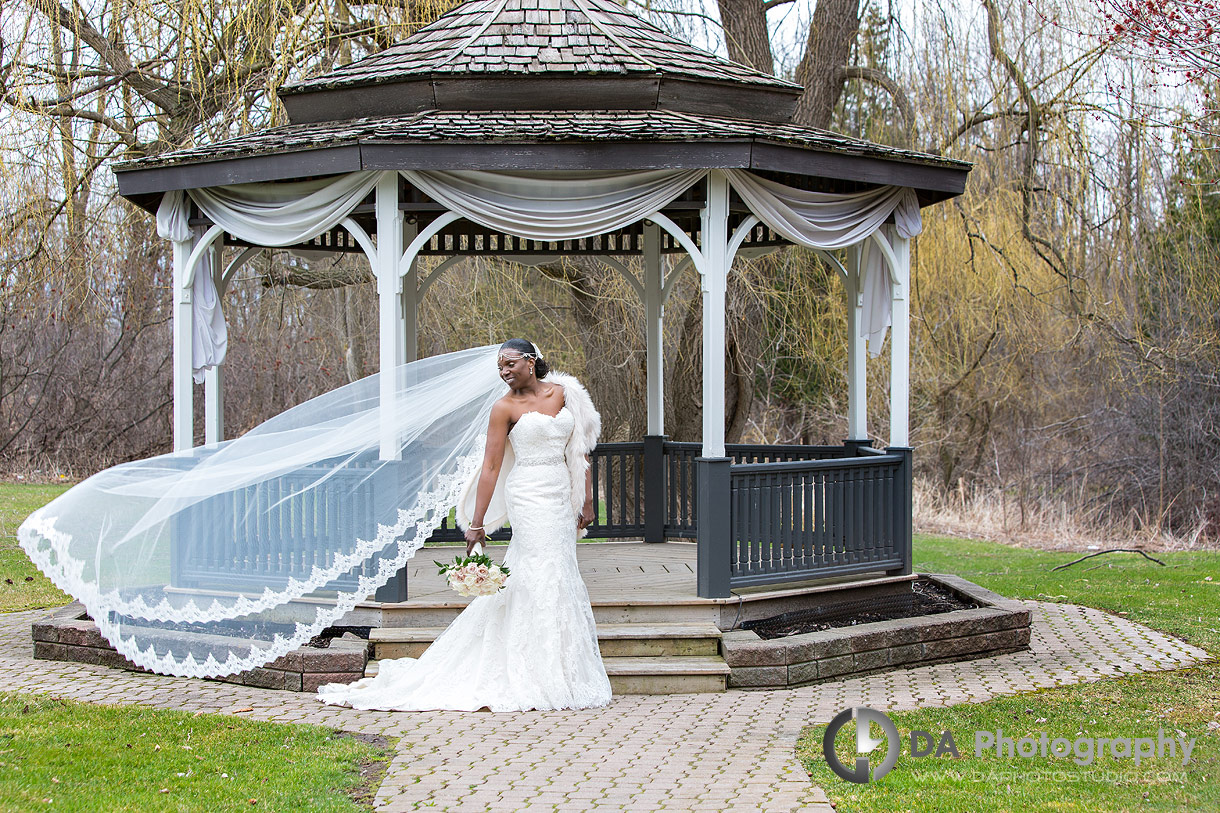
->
[577, 502, 596, 530]
[464, 528, 486, 555]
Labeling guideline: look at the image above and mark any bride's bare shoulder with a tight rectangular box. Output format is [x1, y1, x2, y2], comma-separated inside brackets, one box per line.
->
[489, 398, 514, 424]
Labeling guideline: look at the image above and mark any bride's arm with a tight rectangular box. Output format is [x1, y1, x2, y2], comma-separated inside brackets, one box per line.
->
[577, 454, 596, 530]
[466, 402, 511, 554]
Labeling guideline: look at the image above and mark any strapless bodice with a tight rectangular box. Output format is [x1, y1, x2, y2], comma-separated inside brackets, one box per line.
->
[509, 407, 573, 464]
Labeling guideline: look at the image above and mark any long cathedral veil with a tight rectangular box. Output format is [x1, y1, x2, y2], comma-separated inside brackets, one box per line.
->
[18, 345, 506, 678]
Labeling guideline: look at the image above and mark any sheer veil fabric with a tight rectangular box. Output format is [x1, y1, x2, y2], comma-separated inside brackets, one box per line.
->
[18, 346, 508, 678]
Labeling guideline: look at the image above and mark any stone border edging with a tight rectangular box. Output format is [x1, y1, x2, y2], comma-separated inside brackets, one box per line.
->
[30, 603, 367, 692]
[722, 574, 1031, 688]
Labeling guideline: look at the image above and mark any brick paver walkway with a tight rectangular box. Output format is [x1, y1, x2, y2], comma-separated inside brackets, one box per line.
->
[0, 602, 1209, 812]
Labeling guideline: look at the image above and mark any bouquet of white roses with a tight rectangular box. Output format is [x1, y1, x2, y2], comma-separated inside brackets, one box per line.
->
[435, 548, 510, 597]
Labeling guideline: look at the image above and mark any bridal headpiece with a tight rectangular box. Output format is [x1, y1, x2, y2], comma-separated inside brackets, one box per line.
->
[497, 347, 543, 361]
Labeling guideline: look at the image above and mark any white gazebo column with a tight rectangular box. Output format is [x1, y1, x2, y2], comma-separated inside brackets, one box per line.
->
[375, 172, 405, 461]
[885, 224, 914, 577]
[204, 367, 224, 446]
[844, 244, 868, 445]
[643, 222, 665, 436]
[695, 170, 731, 598]
[171, 238, 195, 453]
[373, 172, 409, 602]
[642, 221, 667, 543]
[887, 226, 911, 448]
[699, 171, 729, 460]
[203, 242, 224, 446]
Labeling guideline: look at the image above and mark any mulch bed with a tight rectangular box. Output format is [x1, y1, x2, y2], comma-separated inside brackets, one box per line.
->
[744, 578, 981, 639]
[307, 626, 373, 649]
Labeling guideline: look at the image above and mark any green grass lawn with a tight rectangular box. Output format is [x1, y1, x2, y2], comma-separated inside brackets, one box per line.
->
[14, 480, 1218, 811]
[0, 484, 71, 612]
[797, 534, 1220, 812]
[1, 483, 391, 811]
[0, 692, 389, 812]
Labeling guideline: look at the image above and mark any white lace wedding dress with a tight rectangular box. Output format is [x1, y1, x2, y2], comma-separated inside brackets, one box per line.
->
[316, 406, 613, 712]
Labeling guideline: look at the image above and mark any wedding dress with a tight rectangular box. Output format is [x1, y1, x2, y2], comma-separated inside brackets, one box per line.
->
[316, 404, 613, 712]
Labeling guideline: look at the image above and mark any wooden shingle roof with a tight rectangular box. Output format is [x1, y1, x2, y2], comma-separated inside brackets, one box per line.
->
[112, 0, 971, 202]
[285, 0, 799, 92]
[114, 109, 971, 201]
[120, 110, 965, 171]
[277, 0, 803, 124]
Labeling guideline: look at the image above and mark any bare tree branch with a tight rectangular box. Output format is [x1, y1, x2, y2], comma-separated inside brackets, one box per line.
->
[837, 64, 914, 134]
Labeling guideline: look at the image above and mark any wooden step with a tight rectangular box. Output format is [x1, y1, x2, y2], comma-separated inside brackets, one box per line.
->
[376, 601, 721, 627]
[364, 655, 729, 695]
[370, 622, 723, 659]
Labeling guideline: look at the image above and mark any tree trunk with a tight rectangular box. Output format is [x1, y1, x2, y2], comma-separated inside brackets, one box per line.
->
[792, 0, 862, 129]
[717, 0, 774, 74]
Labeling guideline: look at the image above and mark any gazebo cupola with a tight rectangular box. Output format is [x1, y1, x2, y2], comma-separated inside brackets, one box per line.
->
[278, 0, 804, 124]
[114, 0, 970, 599]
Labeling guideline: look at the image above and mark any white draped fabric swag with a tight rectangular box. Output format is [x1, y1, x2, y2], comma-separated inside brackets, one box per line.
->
[155, 194, 228, 382]
[156, 167, 920, 385]
[400, 169, 707, 241]
[156, 172, 382, 379]
[723, 169, 921, 355]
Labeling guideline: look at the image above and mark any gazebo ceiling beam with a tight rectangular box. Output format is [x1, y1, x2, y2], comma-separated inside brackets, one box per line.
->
[181, 225, 225, 289]
[218, 210, 796, 261]
[340, 217, 377, 263]
[868, 229, 904, 294]
[416, 255, 465, 297]
[646, 213, 706, 278]
[599, 256, 645, 301]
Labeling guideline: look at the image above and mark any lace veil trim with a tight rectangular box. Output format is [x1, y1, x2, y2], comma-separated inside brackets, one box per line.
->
[18, 346, 506, 678]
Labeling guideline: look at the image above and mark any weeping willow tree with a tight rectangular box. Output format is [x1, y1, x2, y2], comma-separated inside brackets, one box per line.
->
[0, 0, 458, 467]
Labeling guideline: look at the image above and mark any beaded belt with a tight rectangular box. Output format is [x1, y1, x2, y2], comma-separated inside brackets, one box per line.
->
[515, 454, 565, 467]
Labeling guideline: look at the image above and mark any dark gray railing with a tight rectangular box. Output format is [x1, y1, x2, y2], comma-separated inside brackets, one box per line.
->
[589, 442, 646, 537]
[660, 441, 853, 539]
[170, 456, 405, 599]
[727, 453, 909, 589]
[169, 438, 913, 602]
[662, 441, 701, 537]
[425, 441, 647, 543]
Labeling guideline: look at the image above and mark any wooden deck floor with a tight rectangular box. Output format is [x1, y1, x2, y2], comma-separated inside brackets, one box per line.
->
[405, 541, 701, 605]
[373, 541, 912, 629]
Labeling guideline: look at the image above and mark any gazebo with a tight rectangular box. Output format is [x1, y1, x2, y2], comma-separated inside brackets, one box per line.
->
[114, 0, 969, 605]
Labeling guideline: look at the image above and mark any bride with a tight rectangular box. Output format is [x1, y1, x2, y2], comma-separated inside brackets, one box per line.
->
[317, 339, 613, 712]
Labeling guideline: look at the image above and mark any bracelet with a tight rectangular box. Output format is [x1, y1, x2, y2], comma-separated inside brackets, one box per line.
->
[468, 524, 485, 531]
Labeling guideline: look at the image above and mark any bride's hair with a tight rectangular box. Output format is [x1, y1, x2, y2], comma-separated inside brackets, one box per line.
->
[500, 338, 549, 378]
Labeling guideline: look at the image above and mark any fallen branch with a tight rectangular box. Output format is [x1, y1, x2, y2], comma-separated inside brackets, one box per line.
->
[1051, 549, 1166, 571]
